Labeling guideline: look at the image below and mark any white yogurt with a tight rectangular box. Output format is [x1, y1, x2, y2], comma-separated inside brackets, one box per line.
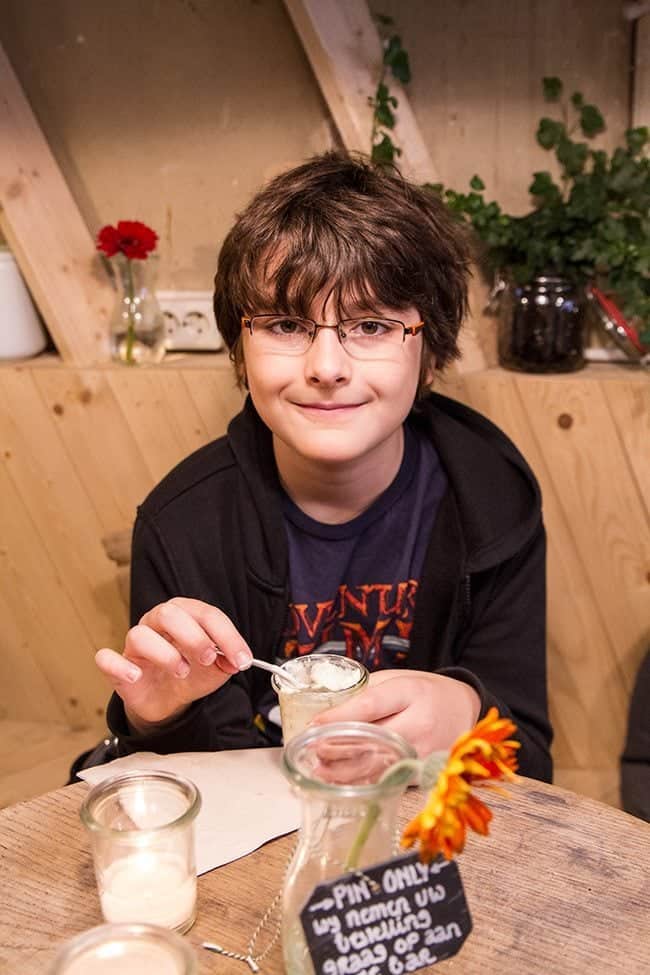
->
[99, 852, 196, 931]
[281, 656, 363, 693]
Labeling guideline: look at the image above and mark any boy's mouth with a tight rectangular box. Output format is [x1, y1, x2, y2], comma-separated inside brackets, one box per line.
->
[294, 401, 365, 411]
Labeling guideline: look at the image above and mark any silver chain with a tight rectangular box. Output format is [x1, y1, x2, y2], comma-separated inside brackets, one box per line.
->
[202, 943, 261, 972]
[203, 809, 404, 969]
[203, 835, 297, 971]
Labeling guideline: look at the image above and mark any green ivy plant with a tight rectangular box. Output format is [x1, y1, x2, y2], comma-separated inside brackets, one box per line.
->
[430, 77, 650, 341]
[369, 15, 411, 165]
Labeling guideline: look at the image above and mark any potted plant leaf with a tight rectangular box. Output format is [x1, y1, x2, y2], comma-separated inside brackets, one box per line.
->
[429, 77, 650, 372]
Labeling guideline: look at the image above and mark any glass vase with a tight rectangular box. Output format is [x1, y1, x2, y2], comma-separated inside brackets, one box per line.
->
[281, 722, 416, 975]
[498, 275, 585, 373]
[109, 253, 166, 365]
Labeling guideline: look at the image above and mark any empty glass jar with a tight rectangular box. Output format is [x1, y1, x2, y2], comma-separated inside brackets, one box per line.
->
[281, 721, 416, 975]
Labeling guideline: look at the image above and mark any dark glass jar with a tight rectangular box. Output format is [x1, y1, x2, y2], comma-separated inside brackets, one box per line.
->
[498, 275, 585, 373]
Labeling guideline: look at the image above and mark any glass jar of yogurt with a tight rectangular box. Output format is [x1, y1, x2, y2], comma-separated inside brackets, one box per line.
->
[271, 654, 369, 743]
[80, 771, 201, 933]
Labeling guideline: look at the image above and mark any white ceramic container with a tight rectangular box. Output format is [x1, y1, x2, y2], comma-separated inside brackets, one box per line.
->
[0, 249, 48, 359]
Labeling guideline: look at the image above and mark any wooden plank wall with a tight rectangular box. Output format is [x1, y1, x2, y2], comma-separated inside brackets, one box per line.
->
[634, 11, 650, 127]
[0, 44, 114, 364]
[440, 368, 649, 806]
[1, 357, 647, 808]
[0, 357, 244, 730]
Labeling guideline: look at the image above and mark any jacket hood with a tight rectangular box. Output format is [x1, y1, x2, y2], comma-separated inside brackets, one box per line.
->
[227, 397, 289, 591]
[412, 392, 542, 573]
[228, 392, 542, 582]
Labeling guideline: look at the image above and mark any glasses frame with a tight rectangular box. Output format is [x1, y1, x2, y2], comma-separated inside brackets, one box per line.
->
[240, 314, 424, 356]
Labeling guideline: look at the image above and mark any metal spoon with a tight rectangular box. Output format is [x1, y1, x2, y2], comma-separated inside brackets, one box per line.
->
[214, 649, 303, 689]
[247, 657, 305, 690]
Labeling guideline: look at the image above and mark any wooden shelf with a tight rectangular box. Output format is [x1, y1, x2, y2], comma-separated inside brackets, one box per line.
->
[0, 351, 233, 371]
[483, 362, 648, 383]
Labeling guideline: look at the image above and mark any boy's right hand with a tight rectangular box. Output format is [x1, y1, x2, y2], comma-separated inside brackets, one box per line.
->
[95, 597, 253, 732]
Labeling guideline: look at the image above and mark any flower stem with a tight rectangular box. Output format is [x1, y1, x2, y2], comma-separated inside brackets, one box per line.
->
[343, 758, 421, 872]
[124, 258, 136, 365]
[344, 802, 381, 871]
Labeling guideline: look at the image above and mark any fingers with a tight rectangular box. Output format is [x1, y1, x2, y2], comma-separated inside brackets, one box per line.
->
[96, 627, 189, 685]
[139, 598, 252, 673]
[312, 676, 413, 726]
[367, 669, 403, 687]
[309, 673, 478, 758]
[125, 623, 195, 677]
[311, 739, 400, 785]
[95, 599, 255, 728]
[95, 647, 142, 686]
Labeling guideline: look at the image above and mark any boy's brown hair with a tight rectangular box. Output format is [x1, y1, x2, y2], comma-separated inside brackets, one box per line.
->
[214, 152, 471, 391]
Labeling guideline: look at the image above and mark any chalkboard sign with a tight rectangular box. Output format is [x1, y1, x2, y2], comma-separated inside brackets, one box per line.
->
[300, 851, 472, 974]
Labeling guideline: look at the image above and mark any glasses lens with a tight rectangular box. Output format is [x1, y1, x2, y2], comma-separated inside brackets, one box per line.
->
[341, 319, 404, 359]
[250, 316, 313, 354]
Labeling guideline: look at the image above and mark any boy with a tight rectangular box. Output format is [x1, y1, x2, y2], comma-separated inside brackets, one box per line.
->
[96, 152, 552, 780]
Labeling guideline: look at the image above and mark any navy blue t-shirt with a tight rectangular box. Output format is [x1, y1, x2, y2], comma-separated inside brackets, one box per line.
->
[256, 421, 447, 739]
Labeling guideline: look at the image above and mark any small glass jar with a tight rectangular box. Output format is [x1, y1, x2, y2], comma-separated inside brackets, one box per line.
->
[281, 721, 416, 975]
[109, 252, 166, 365]
[80, 771, 201, 933]
[498, 275, 585, 373]
[48, 923, 197, 975]
[271, 654, 369, 743]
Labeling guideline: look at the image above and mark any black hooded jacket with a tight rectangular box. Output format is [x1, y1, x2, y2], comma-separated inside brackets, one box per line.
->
[108, 392, 553, 781]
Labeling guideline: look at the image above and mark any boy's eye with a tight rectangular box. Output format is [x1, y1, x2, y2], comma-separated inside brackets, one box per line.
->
[347, 319, 392, 337]
[267, 317, 311, 335]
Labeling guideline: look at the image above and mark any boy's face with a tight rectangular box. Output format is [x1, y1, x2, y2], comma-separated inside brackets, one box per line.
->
[242, 291, 431, 471]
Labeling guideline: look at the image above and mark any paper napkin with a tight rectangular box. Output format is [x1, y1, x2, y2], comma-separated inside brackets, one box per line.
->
[78, 747, 299, 875]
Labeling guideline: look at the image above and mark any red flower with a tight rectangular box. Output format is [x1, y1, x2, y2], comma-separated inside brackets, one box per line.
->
[96, 221, 158, 260]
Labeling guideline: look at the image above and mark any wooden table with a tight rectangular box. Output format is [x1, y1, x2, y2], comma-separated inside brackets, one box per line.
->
[1, 776, 648, 974]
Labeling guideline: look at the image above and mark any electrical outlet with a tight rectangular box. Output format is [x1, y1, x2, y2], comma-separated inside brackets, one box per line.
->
[157, 290, 224, 352]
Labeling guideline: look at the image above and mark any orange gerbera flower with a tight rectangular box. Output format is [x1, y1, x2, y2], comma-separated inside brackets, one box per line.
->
[401, 707, 519, 861]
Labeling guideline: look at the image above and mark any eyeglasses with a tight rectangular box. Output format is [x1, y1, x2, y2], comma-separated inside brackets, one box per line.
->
[241, 315, 424, 360]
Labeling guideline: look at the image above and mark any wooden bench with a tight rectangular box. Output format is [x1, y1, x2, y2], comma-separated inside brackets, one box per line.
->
[102, 529, 131, 610]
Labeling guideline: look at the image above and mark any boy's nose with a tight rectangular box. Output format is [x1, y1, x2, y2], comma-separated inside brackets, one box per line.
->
[303, 325, 351, 385]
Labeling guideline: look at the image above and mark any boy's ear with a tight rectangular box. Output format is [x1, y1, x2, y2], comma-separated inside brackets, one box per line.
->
[232, 341, 249, 389]
[420, 348, 436, 391]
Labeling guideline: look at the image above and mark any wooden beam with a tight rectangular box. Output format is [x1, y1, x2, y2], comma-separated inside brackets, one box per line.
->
[633, 14, 650, 126]
[282, 1, 488, 372]
[283, 0, 438, 183]
[0, 43, 113, 365]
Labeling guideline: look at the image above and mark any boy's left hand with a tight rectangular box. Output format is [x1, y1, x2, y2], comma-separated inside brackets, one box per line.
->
[311, 670, 481, 757]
